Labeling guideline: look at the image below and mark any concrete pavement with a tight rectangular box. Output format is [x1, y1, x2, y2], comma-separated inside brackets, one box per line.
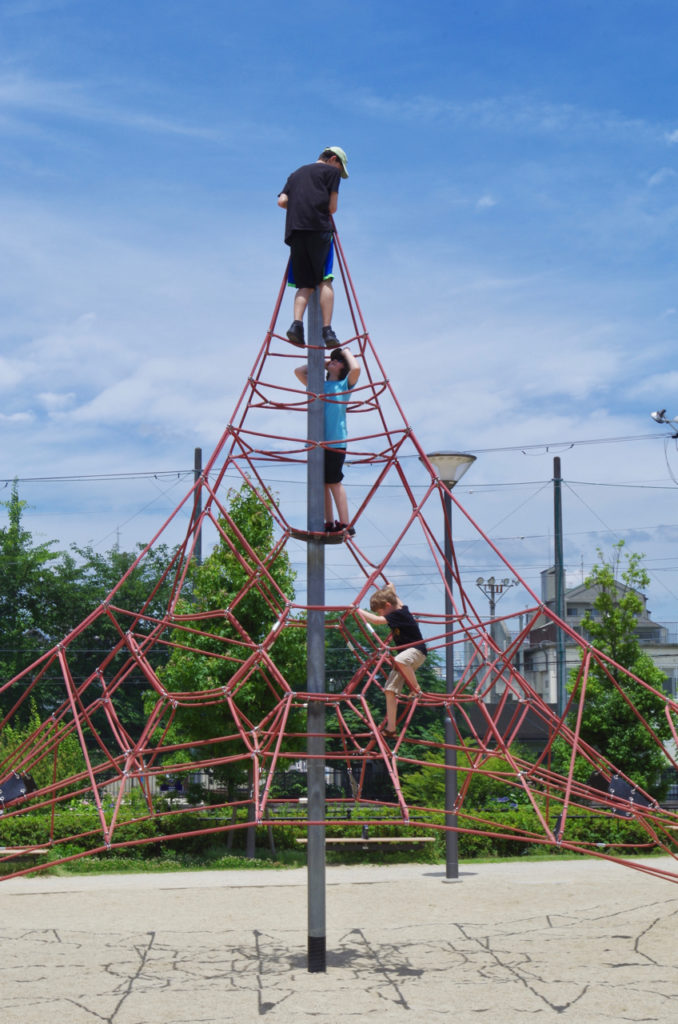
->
[1, 857, 678, 1023]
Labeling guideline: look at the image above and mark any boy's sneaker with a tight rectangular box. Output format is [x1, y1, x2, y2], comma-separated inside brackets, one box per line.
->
[286, 320, 305, 348]
[322, 325, 339, 348]
[324, 521, 335, 533]
[335, 521, 356, 536]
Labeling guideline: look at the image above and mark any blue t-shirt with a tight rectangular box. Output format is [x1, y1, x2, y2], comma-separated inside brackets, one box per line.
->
[324, 378, 353, 449]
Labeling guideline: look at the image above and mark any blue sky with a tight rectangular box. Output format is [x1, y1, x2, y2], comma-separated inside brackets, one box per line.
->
[2, 0, 678, 624]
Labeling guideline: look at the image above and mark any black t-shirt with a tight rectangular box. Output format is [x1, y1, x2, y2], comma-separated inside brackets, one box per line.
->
[384, 606, 427, 656]
[280, 162, 341, 244]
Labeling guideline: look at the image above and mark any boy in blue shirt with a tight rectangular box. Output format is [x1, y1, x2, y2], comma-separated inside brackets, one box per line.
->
[294, 347, 360, 533]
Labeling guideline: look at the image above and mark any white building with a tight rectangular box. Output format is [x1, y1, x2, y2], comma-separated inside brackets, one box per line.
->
[521, 568, 678, 704]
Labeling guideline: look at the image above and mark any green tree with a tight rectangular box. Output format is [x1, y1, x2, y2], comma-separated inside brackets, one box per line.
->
[568, 541, 671, 796]
[0, 700, 86, 792]
[0, 480, 178, 744]
[64, 542, 177, 742]
[157, 483, 306, 856]
[0, 482, 74, 720]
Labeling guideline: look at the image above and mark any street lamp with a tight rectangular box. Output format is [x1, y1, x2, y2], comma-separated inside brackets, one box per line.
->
[423, 451, 476, 880]
[650, 410, 678, 437]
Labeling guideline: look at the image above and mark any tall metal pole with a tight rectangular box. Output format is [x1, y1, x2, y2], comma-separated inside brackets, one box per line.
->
[306, 292, 326, 972]
[443, 490, 459, 880]
[193, 447, 203, 565]
[553, 456, 566, 715]
[424, 452, 476, 882]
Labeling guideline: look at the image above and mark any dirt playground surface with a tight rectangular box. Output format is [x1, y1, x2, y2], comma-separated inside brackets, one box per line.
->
[1, 856, 677, 1023]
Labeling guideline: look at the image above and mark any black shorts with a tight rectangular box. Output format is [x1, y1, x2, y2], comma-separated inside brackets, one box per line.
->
[324, 447, 346, 484]
[290, 231, 333, 289]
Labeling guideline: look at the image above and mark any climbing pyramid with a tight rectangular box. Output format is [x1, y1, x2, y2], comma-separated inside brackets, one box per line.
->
[1, 231, 678, 882]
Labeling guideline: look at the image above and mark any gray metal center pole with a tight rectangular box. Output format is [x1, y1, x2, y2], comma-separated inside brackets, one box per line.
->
[443, 490, 460, 879]
[305, 292, 327, 972]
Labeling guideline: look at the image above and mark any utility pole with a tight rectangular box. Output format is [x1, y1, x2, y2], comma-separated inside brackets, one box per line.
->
[193, 447, 203, 565]
[305, 292, 326, 973]
[475, 576, 517, 698]
[553, 456, 567, 715]
[475, 573, 518, 700]
[475, 576, 517, 627]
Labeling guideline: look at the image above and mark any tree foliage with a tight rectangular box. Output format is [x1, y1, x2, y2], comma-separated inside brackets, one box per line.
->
[0, 481, 176, 738]
[0, 700, 86, 790]
[568, 541, 670, 795]
[65, 541, 177, 739]
[0, 483, 64, 709]
[158, 483, 306, 782]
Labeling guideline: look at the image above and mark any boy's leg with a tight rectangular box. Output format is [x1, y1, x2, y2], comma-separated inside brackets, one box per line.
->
[293, 287, 312, 322]
[394, 651, 424, 695]
[385, 691, 398, 733]
[327, 481, 349, 524]
[324, 485, 334, 523]
[396, 663, 422, 694]
[318, 280, 334, 327]
[384, 667, 403, 734]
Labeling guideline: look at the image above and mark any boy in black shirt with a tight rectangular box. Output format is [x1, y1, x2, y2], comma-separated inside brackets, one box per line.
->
[356, 583, 426, 738]
[277, 146, 348, 349]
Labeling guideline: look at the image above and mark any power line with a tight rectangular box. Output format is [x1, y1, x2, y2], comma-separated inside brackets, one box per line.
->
[468, 432, 669, 455]
[1, 470, 192, 485]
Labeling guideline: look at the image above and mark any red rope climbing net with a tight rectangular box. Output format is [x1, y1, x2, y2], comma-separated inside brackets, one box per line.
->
[2, 232, 678, 882]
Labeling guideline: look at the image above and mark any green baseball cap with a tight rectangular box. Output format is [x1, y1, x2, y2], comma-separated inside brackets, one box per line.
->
[326, 146, 349, 178]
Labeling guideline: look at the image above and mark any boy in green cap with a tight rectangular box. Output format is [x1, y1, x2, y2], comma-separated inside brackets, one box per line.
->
[278, 147, 349, 349]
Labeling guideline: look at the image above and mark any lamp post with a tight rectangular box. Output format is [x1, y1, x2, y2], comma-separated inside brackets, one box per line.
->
[424, 451, 476, 880]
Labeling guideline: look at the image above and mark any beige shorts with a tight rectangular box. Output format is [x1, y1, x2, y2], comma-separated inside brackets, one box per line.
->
[384, 647, 426, 694]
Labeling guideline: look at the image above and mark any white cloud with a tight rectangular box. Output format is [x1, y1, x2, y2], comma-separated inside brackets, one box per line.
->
[651, 166, 675, 187]
[0, 410, 34, 423]
[0, 72, 225, 141]
[350, 89, 655, 142]
[630, 370, 678, 398]
[647, 167, 677, 187]
[37, 391, 75, 413]
[0, 356, 26, 391]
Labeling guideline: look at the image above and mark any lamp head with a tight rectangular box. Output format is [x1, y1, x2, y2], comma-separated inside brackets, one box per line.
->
[422, 451, 476, 487]
[651, 409, 667, 423]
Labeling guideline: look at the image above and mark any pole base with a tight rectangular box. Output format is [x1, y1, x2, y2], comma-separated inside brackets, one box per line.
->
[308, 934, 327, 973]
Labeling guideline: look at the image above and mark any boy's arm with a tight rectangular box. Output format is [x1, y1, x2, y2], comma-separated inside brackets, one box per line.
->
[342, 348, 360, 388]
[294, 364, 309, 386]
[328, 190, 338, 215]
[277, 193, 288, 209]
[355, 607, 387, 626]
